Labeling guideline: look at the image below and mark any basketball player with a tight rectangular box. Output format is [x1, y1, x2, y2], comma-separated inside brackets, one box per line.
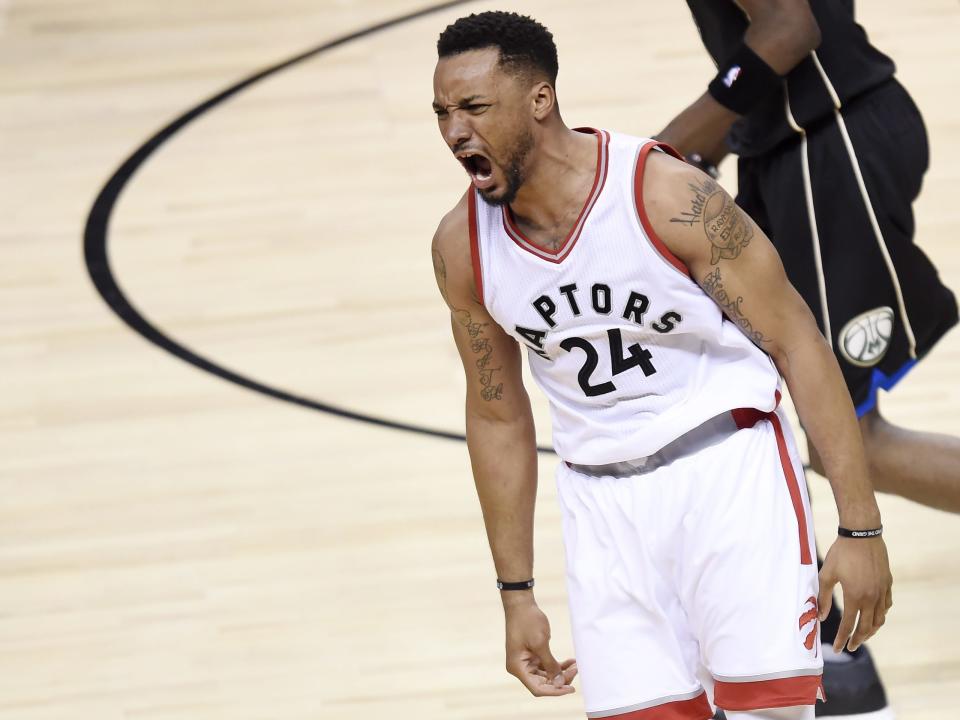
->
[655, 2, 959, 717]
[430, 12, 892, 720]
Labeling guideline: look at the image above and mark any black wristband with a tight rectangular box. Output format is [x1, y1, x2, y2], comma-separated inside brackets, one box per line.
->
[838, 526, 883, 538]
[707, 43, 781, 115]
[497, 578, 535, 591]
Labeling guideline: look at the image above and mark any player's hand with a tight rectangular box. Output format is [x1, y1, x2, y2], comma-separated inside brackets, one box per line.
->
[503, 596, 577, 696]
[818, 535, 893, 653]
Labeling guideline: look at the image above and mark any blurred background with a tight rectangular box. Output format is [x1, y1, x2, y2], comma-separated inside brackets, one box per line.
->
[2, 1, 958, 718]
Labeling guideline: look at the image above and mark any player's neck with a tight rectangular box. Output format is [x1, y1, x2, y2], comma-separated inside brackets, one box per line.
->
[508, 126, 598, 240]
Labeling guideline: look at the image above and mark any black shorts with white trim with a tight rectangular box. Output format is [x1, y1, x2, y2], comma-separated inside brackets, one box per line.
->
[736, 79, 958, 416]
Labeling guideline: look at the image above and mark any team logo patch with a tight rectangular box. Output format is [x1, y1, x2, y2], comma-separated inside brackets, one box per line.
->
[722, 65, 741, 87]
[799, 596, 819, 654]
[838, 306, 894, 368]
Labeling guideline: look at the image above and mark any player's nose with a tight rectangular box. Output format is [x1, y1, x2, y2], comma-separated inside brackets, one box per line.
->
[442, 114, 472, 150]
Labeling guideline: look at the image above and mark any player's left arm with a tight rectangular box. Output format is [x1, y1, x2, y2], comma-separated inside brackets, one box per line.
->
[644, 151, 893, 653]
[655, 0, 822, 168]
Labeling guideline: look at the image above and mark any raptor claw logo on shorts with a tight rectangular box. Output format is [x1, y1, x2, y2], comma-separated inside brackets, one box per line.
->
[838, 306, 895, 368]
[799, 596, 819, 654]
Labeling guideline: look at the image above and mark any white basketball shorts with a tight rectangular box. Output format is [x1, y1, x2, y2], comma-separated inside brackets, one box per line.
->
[557, 405, 823, 719]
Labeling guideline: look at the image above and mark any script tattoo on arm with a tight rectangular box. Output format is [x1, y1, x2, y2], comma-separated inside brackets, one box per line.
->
[453, 310, 504, 401]
[701, 267, 769, 347]
[671, 176, 754, 265]
[433, 248, 504, 401]
[669, 176, 717, 227]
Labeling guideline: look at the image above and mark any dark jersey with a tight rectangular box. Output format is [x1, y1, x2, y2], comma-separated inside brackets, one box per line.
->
[686, 0, 896, 157]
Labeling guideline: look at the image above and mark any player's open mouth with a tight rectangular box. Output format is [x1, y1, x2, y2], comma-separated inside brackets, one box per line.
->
[457, 152, 494, 190]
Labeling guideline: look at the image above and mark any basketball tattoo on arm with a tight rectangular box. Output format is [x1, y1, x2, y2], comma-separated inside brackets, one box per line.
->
[432, 248, 505, 401]
[670, 176, 754, 265]
[671, 176, 769, 348]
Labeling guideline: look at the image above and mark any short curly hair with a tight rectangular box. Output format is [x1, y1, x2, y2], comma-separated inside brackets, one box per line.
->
[437, 11, 558, 84]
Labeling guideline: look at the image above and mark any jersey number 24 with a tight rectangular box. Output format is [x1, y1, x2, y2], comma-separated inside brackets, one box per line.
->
[560, 329, 656, 397]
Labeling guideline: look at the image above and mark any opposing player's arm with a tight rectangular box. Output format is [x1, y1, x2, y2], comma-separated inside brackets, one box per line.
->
[655, 0, 820, 165]
[644, 151, 892, 653]
[431, 195, 576, 697]
[735, 0, 821, 72]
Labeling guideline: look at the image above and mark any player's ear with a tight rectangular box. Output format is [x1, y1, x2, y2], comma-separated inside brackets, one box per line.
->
[531, 81, 556, 120]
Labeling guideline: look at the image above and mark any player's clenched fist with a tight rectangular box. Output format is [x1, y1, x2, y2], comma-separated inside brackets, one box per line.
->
[503, 599, 577, 697]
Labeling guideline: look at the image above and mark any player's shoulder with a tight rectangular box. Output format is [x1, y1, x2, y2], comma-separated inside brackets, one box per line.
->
[643, 145, 696, 196]
[605, 130, 694, 205]
[433, 191, 470, 253]
[431, 190, 477, 305]
[641, 148, 715, 241]
[636, 144, 739, 273]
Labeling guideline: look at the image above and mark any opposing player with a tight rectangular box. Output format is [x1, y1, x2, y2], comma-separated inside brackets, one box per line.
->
[430, 11, 892, 720]
[656, 2, 959, 716]
[657, 1, 960, 512]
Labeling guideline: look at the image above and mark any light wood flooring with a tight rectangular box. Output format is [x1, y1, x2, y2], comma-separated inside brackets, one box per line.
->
[2, 1, 959, 718]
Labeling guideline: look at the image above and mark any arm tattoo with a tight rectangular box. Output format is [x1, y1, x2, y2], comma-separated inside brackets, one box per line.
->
[669, 177, 717, 227]
[701, 267, 769, 347]
[432, 248, 448, 303]
[453, 309, 504, 401]
[433, 248, 504, 401]
[671, 177, 754, 265]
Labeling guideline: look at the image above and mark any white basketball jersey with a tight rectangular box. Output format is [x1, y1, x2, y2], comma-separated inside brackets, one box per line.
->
[469, 129, 781, 465]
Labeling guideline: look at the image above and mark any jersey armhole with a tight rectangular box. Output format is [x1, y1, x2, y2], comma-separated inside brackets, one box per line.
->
[633, 141, 692, 278]
[467, 188, 485, 306]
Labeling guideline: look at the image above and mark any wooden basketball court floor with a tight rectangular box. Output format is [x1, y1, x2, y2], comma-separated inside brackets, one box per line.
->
[2, 1, 959, 718]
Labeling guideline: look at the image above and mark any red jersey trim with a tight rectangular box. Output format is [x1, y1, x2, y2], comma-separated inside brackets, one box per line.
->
[501, 128, 609, 264]
[594, 691, 712, 720]
[467, 189, 484, 306]
[715, 674, 824, 711]
[633, 141, 691, 278]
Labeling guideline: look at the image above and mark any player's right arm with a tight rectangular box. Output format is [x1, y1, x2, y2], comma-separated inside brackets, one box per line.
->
[431, 195, 577, 697]
[656, 0, 821, 165]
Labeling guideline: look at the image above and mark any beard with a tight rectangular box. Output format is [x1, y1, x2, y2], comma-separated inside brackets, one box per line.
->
[479, 128, 534, 207]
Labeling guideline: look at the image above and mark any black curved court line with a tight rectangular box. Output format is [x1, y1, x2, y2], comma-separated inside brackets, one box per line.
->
[83, 0, 556, 454]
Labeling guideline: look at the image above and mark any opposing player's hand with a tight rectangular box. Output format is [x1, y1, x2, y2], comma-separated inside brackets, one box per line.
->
[818, 536, 893, 653]
[503, 597, 577, 696]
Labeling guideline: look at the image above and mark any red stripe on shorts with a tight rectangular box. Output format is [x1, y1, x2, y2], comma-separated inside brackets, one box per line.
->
[714, 674, 824, 711]
[598, 691, 712, 720]
[769, 411, 813, 565]
[730, 406, 812, 566]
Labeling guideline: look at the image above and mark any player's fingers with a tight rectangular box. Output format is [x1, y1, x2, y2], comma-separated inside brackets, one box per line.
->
[521, 672, 576, 697]
[533, 683, 576, 696]
[833, 603, 858, 654]
[506, 651, 539, 681]
[531, 641, 563, 685]
[848, 603, 875, 652]
[817, 580, 835, 622]
[873, 596, 887, 631]
[561, 659, 578, 684]
[508, 659, 545, 696]
[876, 576, 893, 625]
